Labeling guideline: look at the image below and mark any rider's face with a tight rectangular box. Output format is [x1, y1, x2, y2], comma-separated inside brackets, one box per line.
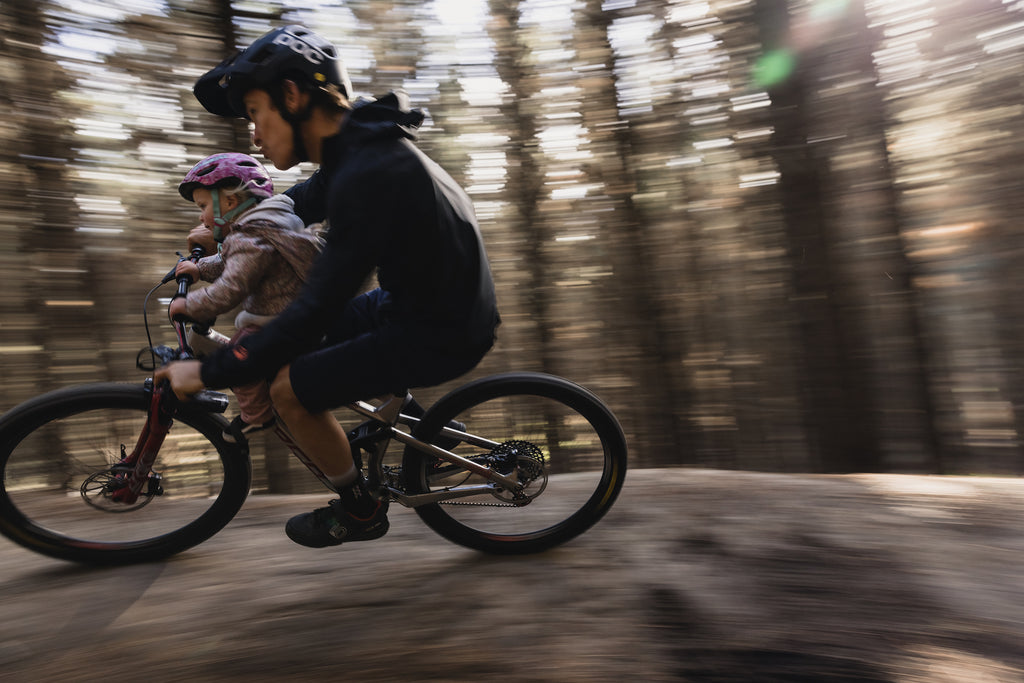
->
[245, 89, 298, 171]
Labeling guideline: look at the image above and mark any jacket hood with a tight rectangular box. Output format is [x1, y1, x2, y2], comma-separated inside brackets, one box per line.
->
[236, 194, 306, 233]
[226, 194, 323, 281]
[345, 91, 425, 143]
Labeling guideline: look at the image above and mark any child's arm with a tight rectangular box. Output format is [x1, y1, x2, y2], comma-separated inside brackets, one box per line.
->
[184, 236, 273, 322]
[197, 254, 224, 281]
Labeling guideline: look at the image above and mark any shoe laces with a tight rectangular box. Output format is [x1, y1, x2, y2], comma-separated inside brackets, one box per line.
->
[310, 499, 344, 524]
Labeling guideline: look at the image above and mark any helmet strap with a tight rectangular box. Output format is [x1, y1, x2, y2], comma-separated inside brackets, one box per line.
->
[220, 196, 259, 225]
[211, 192, 259, 247]
[270, 82, 313, 163]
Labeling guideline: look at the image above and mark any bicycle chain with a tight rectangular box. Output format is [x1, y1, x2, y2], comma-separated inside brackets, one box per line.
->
[441, 499, 519, 507]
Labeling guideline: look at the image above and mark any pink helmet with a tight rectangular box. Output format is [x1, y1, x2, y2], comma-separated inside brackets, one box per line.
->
[178, 153, 274, 202]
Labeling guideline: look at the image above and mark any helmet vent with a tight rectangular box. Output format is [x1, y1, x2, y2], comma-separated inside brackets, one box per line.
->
[251, 45, 275, 66]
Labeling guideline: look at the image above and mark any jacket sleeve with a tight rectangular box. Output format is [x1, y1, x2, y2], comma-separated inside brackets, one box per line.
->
[197, 254, 224, 282]
[185, 236, 273, 322]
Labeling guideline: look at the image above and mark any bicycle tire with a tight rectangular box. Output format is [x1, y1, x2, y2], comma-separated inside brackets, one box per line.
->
[0, 383, 251, 565]
[402, 372, 627, 554]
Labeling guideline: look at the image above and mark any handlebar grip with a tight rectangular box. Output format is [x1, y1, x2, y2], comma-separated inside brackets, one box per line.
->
[174, 274, 193, 297]
[168, 246, 206, 322]
[171, 272, 194, 322]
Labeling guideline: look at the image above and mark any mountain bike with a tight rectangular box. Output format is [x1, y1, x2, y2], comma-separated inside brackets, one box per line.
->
[0, 251, 628, 565]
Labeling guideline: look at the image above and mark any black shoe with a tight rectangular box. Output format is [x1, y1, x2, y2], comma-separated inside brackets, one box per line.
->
[284, 498, 389, 548]
[223, 414, 276, 444]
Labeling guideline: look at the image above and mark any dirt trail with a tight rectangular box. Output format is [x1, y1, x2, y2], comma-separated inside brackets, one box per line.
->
[2, 469, 1023, 682]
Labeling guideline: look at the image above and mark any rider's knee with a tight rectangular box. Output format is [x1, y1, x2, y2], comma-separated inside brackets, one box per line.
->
[269, 366, 301, 414]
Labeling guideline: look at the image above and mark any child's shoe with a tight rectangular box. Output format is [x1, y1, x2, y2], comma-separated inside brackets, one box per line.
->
[223, 414, 276, 443]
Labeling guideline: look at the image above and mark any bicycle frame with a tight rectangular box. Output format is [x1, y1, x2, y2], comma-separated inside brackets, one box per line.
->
[271, 391, 525, 506]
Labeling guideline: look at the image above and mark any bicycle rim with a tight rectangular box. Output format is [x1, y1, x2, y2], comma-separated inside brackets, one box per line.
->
[0, 383, 250, 564]
[403, 373, 627, 554]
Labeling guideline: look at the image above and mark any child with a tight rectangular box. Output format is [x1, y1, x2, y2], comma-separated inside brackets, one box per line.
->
[169, 152, 322, 443]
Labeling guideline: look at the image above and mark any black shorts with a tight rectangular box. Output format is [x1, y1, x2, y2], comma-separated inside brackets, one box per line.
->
[288, 289, 492, 413]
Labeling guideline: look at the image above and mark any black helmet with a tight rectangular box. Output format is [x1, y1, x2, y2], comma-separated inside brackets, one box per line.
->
[194, 25, 352, 118]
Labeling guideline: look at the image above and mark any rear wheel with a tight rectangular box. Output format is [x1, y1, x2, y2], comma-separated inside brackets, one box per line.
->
[0, 383, 251, 565]
[402, 372, 627, 554]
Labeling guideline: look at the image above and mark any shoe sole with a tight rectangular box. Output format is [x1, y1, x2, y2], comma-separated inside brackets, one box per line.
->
[284, 518, 389, 548]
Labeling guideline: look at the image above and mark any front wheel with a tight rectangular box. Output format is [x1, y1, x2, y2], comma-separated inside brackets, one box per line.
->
[403, 372, 627, 554]
[0, 383, 251, 565]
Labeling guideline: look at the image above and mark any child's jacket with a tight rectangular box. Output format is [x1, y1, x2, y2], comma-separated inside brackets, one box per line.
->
[185, 194, 323, 326]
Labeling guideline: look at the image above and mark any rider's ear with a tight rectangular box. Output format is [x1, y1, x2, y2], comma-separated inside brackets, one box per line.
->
[281, 79, 306, 115]
[221, 191, 240, 212]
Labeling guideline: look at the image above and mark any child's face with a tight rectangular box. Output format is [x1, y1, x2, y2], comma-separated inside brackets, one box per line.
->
[192, 187, 240, 230]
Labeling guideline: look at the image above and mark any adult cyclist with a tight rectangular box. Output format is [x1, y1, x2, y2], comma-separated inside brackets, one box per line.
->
[155, 25, 500, 549]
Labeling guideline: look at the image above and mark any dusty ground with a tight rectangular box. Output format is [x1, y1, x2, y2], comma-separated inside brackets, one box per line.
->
[2, 468, 1024, 682]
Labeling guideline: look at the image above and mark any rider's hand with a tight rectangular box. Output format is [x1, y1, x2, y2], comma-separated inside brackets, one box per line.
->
[187, 224, 216, 255]
[153, 360, 205, 401]
[168, 297, 188, 323]
[174, 259, 201, 283]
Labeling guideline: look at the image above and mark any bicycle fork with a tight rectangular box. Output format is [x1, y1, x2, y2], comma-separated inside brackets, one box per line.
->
[110, 379, 174, 504]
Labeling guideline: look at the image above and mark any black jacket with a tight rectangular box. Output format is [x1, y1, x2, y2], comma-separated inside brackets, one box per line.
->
[199, 93, 500, 389]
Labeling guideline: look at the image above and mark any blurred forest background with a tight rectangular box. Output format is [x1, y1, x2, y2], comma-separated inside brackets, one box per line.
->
[2, 0, 1024, 492]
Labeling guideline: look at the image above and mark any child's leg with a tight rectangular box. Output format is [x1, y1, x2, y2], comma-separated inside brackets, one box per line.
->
[232, 380, 276, 425]
[228, 324, 275, 426]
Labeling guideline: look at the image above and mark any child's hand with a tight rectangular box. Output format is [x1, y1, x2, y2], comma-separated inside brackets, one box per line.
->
[174, 260, 201, 283]
[187, 224, 216, 255]
[168, 297, 188, 322]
